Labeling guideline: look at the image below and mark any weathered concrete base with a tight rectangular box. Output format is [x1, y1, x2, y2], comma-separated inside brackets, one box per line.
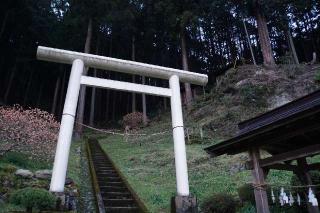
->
[171, 195, 198, 213]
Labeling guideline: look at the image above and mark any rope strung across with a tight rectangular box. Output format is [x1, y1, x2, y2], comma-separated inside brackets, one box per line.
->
[251, 183, 268, 191]
[77, 122, 218, 144]
[76, 122, 170, 137]
[249, 182, 320, 189]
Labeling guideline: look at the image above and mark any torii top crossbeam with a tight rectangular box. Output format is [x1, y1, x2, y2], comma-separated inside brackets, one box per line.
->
[37, 46, 208, 86]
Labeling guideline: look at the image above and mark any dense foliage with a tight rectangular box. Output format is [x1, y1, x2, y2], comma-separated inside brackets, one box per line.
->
[0, 0, 319, 124]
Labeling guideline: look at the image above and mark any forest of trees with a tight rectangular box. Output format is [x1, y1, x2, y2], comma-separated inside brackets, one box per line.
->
[0, 0, 319, 128]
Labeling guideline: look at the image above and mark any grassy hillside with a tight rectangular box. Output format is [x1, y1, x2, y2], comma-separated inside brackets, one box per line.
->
[97, 122, 291, 212]
[92, 64, 320, 212]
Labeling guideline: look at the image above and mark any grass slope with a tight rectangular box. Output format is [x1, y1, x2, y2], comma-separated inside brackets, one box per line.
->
[98, 133, 291, 212]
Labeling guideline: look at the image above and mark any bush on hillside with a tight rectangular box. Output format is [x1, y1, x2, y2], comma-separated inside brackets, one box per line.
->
[123, 112, 147, 130]
[10, 187, 56, 212]
[238, 184, 276, 205]
[2, 152, 30, 168]
[202, 193, 237, 213]
[0, 105, 59, 160]
[0, 164, 17, 173]
[239, 84, 269, 107]
[238, 202, 256, 213]
[238, 184, 255, 204]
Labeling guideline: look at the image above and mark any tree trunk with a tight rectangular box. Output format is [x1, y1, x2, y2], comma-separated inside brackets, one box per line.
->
[58, 69, 66, 116]
[4, 64, 17, 103]
[287, 29, 299, 65]
[23, 70, 34, 106]
[51, 76, 61, 115]
[26, 207, 32, 213]
[253, 1, 276, 68]
[105, 73, 110, 121]
[126, 93, 130, 114]
[132, 76, 136, 112]
[109, 33, 113, 57]
[180, 28, 193, 109]
[142, 76, 147, 125]
[0, 10, 10, 41]
[89, 69, 96, 126]
[131, 35, 136, 112]
[311, 52, 317, 64]
[36, 83, 44, 108]
[243, 19, 257, 65]
[163, 97, 167, 110]
[112, 91, 116, 121]
[163, 81, 167, 110]
[105, 35, 112, 120]
[89, 40, 100, 126]
[75, 18, 92, 138]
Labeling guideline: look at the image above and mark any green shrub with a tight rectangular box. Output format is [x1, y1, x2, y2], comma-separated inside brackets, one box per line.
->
[202, 193, 237, 213]
[238, 202, 256, 213]
[2, 152, 30, 168]
[0, 169, 25, 194]
[238, 184, 255, 204]
[0, 164, 17, 173]
[270, 204, 305, 213]
[239, 84, 273, 108]
[10, 187, 56, 212]
[0, 171, 15, 194]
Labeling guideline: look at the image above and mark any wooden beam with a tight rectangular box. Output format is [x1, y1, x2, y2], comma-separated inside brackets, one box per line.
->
[249, 148, 270, 213]
[226, 122, 320, 156]
[296, 158, 320, 213]
[250, 123, 320, 150]
[246, 144, 320, 169]
[265, 164, 298, 172]
[308, 163, 320, 171]
[247, 162, 320, 172]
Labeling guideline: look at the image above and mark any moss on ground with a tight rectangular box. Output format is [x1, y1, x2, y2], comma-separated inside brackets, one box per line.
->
[0, 203, 23, 213]
[0, 152, 51, 172]
[67, 139, 82, 186]
[67, 138, 96, 212]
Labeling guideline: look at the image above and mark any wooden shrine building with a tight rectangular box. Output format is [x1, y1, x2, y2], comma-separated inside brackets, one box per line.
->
[205, 90, 320, 213]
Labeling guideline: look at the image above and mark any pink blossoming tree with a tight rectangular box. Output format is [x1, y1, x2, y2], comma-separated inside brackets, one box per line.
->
[0, 105, 59, 160]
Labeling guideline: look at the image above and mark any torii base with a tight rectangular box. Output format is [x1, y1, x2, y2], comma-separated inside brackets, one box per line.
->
[171, 195, 198, 213]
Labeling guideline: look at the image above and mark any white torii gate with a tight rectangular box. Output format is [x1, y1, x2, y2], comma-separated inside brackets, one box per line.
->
[36, 46, 208, 198]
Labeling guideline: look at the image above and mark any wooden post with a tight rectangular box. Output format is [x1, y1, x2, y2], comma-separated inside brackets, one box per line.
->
[297, 158, 320, 213]
[249, 148, 270, 213]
